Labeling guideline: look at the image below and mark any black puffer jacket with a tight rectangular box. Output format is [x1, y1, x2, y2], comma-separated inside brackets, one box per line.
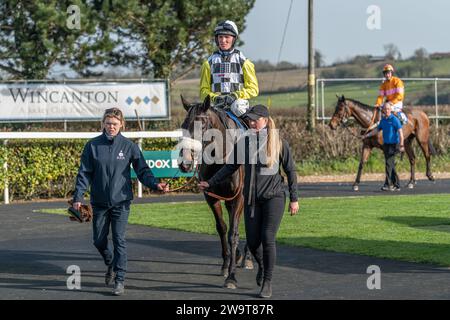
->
[207, 134, 298, 203]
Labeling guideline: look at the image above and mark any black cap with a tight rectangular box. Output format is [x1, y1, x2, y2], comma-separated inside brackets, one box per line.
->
[243, 105, 269, 120]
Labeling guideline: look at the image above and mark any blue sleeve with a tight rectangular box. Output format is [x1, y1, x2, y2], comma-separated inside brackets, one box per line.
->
[131, 144, 159, 190]
[395, 117, 402, 130]
[377, 120, 383, 131]
[73, 143, 93, 203]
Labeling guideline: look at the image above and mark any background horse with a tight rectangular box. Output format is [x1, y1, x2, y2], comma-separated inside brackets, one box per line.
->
[329, 95, 435, 191]
[178, 95, 251, 289]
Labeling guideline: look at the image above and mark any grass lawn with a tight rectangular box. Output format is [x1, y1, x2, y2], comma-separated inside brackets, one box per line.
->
[41, 194, 450, 266]
[296, 153, 450, 176]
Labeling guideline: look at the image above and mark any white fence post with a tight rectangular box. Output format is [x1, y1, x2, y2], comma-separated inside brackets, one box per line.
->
[138, 138, 143, 198]
[3, 140, 9, 204]
[435, 78, 439, 129]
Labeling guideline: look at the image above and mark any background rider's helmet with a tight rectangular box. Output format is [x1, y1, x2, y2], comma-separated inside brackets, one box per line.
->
[383, 63, 395, 73]
[214, 20, 239, 48]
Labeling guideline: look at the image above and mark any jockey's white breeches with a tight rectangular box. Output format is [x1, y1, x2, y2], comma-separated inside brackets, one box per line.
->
[388, 101, 403, 112]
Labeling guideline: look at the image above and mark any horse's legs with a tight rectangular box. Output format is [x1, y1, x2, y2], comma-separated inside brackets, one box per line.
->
[417, 136, 435, 181]
[243, 243, 254, 270]
[353, 145, 372, 191]
[404, 136, 416, 188]
[205, 195, 229, 277]
[223, 194, 244, 289]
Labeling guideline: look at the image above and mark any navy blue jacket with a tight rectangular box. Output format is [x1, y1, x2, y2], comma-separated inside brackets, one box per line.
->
[73, 131, 159, 207]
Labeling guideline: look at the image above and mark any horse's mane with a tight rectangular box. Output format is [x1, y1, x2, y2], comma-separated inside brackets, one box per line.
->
[345, 98, 375, 111]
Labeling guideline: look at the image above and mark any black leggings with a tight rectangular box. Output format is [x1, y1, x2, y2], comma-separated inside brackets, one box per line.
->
[244, 195, 286, 281]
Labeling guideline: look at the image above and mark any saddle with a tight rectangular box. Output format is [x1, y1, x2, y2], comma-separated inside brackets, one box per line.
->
[213, 106, 249, 131]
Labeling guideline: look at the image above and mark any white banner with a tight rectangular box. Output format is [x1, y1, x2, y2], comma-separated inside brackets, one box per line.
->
[0, 81, 169, 121]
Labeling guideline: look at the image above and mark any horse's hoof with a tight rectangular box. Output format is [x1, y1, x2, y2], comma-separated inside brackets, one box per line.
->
[221, 269, 229, 278]
[224, 279, 237, 289]
[353, 185, 359, 192]
[428, 175, 435, 182]
[407, 183, 415, 189]
[244, 259, 254, 270]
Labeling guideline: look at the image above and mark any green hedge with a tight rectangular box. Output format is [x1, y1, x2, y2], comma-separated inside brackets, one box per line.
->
[0, 137, 192, 201]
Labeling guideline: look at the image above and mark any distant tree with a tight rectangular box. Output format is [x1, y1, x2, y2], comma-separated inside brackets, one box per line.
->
[413, 47, 432, 77]
[384, 43, 402, 61]
[276, 61, 298, 70]
[253, 60, 276, 72]
[396, 64, 414, 77]
[105, 0, 255, 81]
[315, 50, 325, 68]
[351, 55, 371, 68]
[0, 1, 111, 79]
[0, 0, 255, 81]
[320, 65, 366, 79]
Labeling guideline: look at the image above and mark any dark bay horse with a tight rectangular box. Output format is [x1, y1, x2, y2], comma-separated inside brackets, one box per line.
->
[329, 95, 435, 190]
[178, 95, 252, 289]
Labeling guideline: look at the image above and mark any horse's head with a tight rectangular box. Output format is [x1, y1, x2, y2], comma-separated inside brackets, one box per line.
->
[329, 95, 351, 130]
[178, 95, 212, 172]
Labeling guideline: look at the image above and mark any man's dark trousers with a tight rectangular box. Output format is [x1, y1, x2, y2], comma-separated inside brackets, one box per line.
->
[92, 201, 130, 282]
[383, 143, 400, 188]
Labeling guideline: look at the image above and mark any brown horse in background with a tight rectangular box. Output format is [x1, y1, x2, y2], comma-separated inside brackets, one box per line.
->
[177, 95, 252, 289]
[329, 95, 435, 191]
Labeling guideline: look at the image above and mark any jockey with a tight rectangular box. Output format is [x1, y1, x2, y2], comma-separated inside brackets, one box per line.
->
[200, 20, 259, 117]
[375, 64, 407, 124]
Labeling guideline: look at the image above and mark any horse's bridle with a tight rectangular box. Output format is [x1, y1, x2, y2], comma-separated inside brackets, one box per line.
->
[178, 109, 244, 201]
[336, 101, 351, 126]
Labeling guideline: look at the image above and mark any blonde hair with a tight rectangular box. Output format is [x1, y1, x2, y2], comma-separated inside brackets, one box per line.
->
[102, 107, 126, 130]
[265, 117, 282, 168]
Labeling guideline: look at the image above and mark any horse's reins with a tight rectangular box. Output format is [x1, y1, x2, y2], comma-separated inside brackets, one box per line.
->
[363, 106, 380, 135]
[164, 164, 199, 193]
[171, 110, 244, 200]
[199, 111, 244, 201]
[203, 166, 244, 201]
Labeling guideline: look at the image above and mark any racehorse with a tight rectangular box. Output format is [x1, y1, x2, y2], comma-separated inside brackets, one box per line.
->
[178, 95, 252, 289]
[329, 95, 435, 191]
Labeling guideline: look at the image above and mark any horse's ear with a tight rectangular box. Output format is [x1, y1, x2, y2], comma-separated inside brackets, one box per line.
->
[180, 94, 190, 112]
[341, 95, 345, 101]
[201, 95, 211, 112]
[336, 93, 340, 99]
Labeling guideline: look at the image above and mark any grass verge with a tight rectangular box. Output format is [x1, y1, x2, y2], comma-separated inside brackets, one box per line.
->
[41, 194, 450, 266]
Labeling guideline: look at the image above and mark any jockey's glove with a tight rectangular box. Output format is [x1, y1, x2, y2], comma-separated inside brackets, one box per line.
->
[214, 94, 237, 107]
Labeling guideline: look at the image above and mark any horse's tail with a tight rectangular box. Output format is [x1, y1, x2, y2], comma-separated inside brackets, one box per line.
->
[428, 138, 437, 156]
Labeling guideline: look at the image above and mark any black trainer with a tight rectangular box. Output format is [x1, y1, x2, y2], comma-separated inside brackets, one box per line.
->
[112, 281, 125, 296]
[105, 265, 114, 286]
[259, 280, 272, 298]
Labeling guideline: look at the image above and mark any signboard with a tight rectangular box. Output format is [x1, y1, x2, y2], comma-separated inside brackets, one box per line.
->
[131, 150, 194, 179]
[0, 80, 169, 121]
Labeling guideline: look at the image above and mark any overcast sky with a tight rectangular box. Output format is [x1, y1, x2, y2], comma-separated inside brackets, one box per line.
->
[240, 0, 450, 65]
